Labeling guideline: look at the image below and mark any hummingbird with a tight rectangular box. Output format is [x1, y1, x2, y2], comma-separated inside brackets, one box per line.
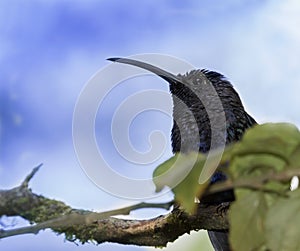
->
[107, 57, 257, 251]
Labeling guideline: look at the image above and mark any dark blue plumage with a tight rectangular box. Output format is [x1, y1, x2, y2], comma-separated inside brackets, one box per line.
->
[170, 69, 256, 154]
[107, 57, 257, 251]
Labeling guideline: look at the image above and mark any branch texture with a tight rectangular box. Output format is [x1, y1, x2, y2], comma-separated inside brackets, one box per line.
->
[0, 167, 228, 246]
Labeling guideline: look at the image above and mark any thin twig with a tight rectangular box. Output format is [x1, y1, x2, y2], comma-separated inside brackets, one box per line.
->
[0, 201, 173, 239]
[21, 163, 43, 188]
[206, 168, 300, 196]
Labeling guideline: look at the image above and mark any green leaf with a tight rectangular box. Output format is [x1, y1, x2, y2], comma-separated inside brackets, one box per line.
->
[153, 153, 209, 214]
[153, 153, 201, 192]
[172, 161, 209, 213]
[265, 189, 300, 251]
[229, 191, 268, 251]
[229, 154, 286, 180]
[153, 153, 181, 192]
[232, 123, 300, 164]
[226, 123, 299, 195]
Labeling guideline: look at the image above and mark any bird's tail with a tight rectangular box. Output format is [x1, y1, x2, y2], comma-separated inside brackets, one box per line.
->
[208, 230, 231, 251]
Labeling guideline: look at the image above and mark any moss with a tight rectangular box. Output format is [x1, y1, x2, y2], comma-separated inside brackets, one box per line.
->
[55, 222, 99, 244]
[21, 198, 70, 223]
[13, 191, 100, 244]
[166, 210, 187, 228]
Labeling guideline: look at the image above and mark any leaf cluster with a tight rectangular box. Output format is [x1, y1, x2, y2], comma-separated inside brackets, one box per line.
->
[153, 123, 300, 251]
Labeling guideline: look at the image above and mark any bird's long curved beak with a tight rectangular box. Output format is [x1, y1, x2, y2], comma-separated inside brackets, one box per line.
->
[107, 57, 181, 84]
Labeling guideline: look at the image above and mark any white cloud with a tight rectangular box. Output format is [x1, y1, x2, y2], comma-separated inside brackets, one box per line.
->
[225, 0, 300, 126]
[153, 0, 300, 127]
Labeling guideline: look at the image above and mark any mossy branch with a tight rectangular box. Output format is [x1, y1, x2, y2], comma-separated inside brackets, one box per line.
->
[1, 162, 299, 246]
[0, 166, 228, 246]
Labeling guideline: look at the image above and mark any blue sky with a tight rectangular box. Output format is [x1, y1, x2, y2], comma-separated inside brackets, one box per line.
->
[1, 0, 300, 250]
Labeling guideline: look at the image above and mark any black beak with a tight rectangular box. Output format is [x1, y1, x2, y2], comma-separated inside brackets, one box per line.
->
[107, 57, 181, 85]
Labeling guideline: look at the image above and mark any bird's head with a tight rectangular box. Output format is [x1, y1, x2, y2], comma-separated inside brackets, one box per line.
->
[107, 57, 243, 112]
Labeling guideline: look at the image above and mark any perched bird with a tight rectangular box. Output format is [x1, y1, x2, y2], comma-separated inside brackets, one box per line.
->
[107, 57, 257, 251]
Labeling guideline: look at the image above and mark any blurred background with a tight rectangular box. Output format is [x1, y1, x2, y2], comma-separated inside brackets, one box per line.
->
[1, 0, 300, 250]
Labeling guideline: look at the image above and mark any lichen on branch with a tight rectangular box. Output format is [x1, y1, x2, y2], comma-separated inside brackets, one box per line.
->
[0, 165, 228, 246]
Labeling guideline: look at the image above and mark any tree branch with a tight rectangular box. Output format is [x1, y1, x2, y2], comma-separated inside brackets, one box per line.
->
[21, 163, 43, 188]
[1, 163, 298, 246]
[0, 167, 228, 246]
